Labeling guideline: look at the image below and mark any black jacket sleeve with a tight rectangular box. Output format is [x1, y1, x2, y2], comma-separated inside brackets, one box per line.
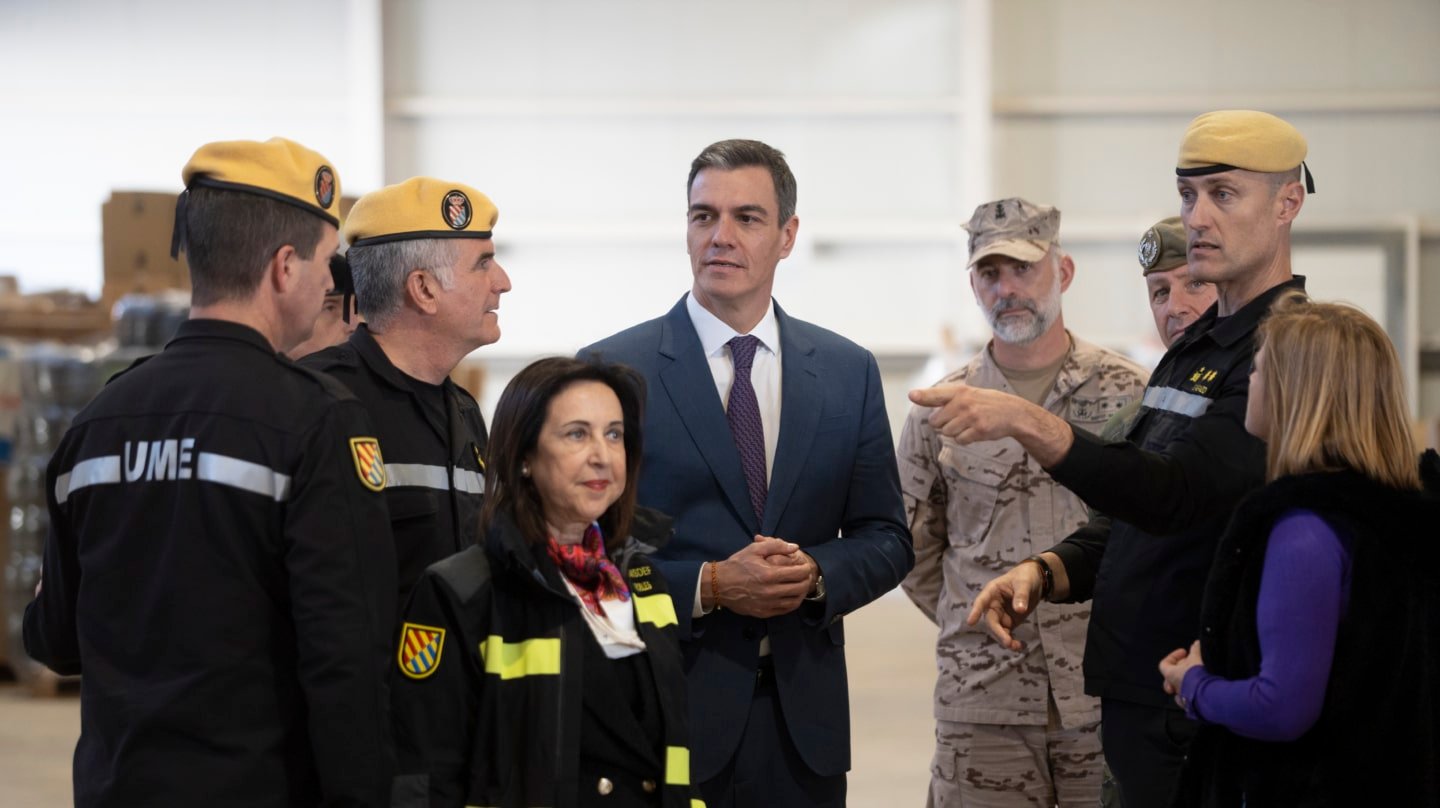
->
[285, 399, 398, 807]
[1046, 366, 1265, 537]
[22, 441, 84, 675]
[390, 567, 487, 808]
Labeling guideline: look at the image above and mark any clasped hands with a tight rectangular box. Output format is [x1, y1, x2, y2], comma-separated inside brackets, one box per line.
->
[705, 535, 818, 618]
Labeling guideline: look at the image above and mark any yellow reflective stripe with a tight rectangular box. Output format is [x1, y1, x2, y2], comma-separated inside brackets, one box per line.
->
[691, 801, 706, 808]
[633, 593, 678, 628]
[478, 636, 561, 679]
[665, 745, 690, 786]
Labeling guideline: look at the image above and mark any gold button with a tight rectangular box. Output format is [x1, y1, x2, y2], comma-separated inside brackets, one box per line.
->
[597, 777, 614, 796]
[642, 779, 657, 793]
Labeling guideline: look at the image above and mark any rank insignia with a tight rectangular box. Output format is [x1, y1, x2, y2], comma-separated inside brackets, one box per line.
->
[398, 622, 446, 680]
[350, 437, 387, 492]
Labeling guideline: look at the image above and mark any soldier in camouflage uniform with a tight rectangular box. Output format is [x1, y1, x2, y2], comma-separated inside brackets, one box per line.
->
[900, 198, 1147, 807]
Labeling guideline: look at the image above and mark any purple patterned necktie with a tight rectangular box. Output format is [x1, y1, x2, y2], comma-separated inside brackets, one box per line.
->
[726, 335, 767, 524]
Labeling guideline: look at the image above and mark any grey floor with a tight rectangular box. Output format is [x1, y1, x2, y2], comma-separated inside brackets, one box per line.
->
[0, 592, 938, 806]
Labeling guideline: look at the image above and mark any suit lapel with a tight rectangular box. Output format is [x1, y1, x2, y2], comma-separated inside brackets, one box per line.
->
[764, 304, 821, 535]
[656, 298, 759, 533]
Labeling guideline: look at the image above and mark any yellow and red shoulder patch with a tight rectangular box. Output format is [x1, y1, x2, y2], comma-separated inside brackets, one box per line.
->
[349, 437, 386, 492]
[398, 622, 446, 680]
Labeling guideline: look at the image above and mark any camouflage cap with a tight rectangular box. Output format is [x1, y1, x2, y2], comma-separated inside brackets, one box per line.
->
[1138, 216, 1187, 275]
[963, 198, 1061, 267]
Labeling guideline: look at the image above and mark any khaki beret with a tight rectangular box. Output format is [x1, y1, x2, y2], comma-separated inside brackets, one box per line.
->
[963, 197, 1061, 267]
[343, 177, 498, 249]
[181, 137, 341, 225]
[1176, 110, 1314, 192]
[1138, 216, 1188, 275]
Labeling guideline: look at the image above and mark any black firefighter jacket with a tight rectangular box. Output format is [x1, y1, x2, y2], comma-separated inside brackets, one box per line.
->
[390, 508, 703, 808]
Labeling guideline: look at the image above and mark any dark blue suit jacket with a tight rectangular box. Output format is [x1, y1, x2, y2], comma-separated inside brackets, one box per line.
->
[582, 296, 913, 780]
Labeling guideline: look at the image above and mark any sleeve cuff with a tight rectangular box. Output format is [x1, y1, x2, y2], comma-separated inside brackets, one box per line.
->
[1180, 665, 1209, 722]
[692, 562, 712, 619]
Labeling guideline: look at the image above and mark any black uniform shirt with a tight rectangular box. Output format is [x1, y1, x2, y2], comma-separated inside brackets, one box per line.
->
[1047, 277, 1306, 707]
[301, 325, 488, 610]
[23, 318, 397, 808]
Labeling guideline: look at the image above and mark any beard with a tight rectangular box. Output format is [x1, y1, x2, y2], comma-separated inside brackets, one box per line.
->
[985, 272, 1063, 345]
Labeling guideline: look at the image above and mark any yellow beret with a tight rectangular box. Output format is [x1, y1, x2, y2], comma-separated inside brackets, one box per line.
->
[1138, 216, 1188, 275]
[343, 177, 499, 248]
[1176, 110, 1308, 177]
[181, 137, 341, 226]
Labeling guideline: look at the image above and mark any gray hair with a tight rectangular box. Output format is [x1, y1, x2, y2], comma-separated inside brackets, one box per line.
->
[687, 139, 797, 224]
[347, 238, 460, 328]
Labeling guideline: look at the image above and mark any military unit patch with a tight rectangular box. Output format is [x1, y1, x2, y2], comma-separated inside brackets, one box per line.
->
[349, 437, 387, 492]
[398, 622, 446, 680]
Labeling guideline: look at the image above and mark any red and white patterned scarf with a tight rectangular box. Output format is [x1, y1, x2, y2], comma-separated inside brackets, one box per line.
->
[546, 523, 630, 616]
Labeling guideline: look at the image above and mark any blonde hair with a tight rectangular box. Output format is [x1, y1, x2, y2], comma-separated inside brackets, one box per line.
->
[1256, 292, 1419, 489]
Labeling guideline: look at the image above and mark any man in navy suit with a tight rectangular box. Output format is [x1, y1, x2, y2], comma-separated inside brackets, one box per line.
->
[582, 139, 913, 806]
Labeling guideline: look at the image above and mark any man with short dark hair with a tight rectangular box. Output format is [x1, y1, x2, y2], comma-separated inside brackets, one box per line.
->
[291, 253, 362, 359]
[583, 139, 913, 807]
[24, 138, 396, 806]
[914, 110, 1312, 805]
[302, 176, 508, 609]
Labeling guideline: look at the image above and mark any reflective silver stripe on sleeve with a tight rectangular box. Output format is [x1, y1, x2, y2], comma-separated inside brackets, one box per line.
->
[385, 463, 451, 491]
[1142, 386, 1214, 418]
[452, 467, 485, 495]
[196, 452, 292, 501]
[55, 455, 122, 504]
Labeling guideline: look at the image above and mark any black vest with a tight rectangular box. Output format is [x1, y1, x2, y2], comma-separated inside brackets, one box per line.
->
[1175, 458, 1440, 807]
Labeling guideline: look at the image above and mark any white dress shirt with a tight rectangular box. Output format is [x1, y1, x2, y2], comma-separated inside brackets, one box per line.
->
[685, 294, 783, 655]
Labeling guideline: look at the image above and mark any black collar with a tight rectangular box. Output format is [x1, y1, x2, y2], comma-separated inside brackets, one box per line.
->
[1189, 275, 1308, 349]
[348, 324, 435, 394]
[171, 318, 277, 355]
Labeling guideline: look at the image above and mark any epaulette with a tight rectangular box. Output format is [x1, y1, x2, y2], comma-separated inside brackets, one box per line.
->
[104, 353, 155, 385]
[430, 545, 492, 604]
[282, 357, 360, 403]
[296, 343, 360, 372]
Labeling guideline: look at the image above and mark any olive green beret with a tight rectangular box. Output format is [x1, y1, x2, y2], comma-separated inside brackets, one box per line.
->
[1138, 216, 1187, 275]
[343, 177, 498, 249]
[1176, 110, 1314, 192]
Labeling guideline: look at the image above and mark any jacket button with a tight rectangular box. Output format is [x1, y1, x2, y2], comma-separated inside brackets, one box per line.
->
[642, 779, 657, 793]
[597, 777, 614, 796]
[1203, 626, 1213, 635]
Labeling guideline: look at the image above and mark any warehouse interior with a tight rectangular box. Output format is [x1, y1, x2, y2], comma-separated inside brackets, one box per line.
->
[1, 0, 1437, 804]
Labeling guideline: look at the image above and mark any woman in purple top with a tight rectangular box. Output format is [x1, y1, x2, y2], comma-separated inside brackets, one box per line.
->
[1158, 293, 1440, 807]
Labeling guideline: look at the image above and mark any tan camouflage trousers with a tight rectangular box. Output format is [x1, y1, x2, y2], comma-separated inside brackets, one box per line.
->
[926, 700, 1104, 807]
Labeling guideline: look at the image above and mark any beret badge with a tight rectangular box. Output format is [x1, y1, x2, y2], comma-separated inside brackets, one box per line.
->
[1138, 227, 1162, 270]
[314, 166, 336, 209]
[442, 190, 472, 230]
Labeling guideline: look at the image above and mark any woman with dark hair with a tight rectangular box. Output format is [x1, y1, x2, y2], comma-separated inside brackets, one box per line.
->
[389, 357, 702, 808]
[1158, 293, 1440, 806]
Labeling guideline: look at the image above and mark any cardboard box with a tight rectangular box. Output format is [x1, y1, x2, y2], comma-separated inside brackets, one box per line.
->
[101, 192, 191, 308]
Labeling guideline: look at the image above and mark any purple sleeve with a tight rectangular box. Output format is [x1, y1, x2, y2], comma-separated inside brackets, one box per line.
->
[1179, 509, 1349, 742]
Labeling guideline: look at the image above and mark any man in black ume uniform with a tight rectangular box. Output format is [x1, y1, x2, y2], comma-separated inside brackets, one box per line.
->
[24, 137, 397, 807]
